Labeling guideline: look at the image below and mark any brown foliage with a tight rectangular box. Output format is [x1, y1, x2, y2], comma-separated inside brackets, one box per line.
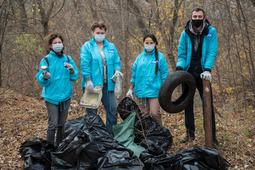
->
[0, 88, 254, 169]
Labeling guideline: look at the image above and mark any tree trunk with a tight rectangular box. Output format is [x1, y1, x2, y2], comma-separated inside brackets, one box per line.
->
[120, 0, 129, 97]
[215, 62, 224, 100]
[225, 0, 246, 111]
[18, 0, 28, 32]
[151, 0, 172, 72]
[0, 0, 10, 87]
[237, 0, 255, 96]
[250, 0, 255, 7]
[127, 0, 148, 36]
[168, 0, 183, 72]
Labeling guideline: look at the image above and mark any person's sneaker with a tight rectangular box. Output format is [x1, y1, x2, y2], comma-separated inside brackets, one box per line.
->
[180, 135, 195, 143]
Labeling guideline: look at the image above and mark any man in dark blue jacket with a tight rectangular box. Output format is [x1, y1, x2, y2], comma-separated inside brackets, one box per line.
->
[176, 8, 218, 148]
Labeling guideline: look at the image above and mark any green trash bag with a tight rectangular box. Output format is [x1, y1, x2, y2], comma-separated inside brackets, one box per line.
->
[113, 113, 145, 157]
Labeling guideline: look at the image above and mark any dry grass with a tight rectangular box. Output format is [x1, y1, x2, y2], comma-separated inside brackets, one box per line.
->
[0, 88, 254, 169]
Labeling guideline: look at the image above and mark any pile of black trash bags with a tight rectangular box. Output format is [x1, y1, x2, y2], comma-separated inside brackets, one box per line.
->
[19, 97, 230, 169]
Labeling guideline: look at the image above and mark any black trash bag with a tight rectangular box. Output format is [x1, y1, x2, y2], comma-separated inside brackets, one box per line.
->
[117, 97, 142, 121]
[19, 137, 55, 170]
[134, 117, 173, 151]
[139, 143, 174, 170]
[51, 130, 98, 169]
[172, 147, 230, 170]
[82, 112, 113, 138]
[82, 113, 142, 169]
[63, 116, 86, 137]
[97, 149, 143, 170]
[51, 113, 136, 169]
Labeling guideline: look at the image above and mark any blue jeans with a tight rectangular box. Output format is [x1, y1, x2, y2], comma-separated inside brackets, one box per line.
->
[83, 83, 117, 135]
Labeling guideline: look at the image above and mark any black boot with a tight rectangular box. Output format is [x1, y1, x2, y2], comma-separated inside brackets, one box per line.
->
[213, 139, 220, 149]
[180, 130, 195, 143]
[180, 135, 195, 143]
[46, 130, 55, 145]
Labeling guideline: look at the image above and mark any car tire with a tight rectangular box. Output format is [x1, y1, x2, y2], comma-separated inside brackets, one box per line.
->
[158, 71, 196, 113]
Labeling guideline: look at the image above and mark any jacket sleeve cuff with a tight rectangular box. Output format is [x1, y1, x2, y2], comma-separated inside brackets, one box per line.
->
[204, 68, 211, 72]
[85, 77, 91, 82]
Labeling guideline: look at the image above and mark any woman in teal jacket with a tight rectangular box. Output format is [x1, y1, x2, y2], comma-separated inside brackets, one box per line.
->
[80, 21, 122, 135]
[36, 33, 79, 146]
[126, 34, 169, 126]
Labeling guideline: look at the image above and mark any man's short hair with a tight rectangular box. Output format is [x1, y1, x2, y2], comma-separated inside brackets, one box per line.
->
[191, 8, 206, 18]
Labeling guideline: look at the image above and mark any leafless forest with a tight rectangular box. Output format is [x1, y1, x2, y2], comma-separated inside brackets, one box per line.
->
[0, 0, 254, 110]
[0, 0, 255, 169]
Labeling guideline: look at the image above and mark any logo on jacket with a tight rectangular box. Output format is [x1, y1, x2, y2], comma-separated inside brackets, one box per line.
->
[63, 61, 69, 65]
[108, 49, 115, 53]
[207, 33, 212, 38]
[151, 59, 158, 64]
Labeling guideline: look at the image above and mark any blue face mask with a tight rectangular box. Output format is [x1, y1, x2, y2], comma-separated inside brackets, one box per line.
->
[145, 45, 155, 52]
[95, 34, 105, 42]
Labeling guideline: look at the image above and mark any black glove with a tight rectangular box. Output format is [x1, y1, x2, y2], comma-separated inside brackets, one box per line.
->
[175, 66, 183, 71]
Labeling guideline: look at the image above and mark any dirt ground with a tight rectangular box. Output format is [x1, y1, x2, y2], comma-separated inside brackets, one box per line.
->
[0, 88, 254, 169]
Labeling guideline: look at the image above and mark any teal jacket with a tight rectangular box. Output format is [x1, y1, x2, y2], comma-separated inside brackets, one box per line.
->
[80, 38, 121, 91]
[131, 49, 169, 98]
[36, 50, 79, 105]
[176, 22, 218, 72]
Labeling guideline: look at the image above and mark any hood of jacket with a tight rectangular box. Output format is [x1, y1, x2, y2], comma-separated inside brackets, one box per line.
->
[185, 19, 211, 37]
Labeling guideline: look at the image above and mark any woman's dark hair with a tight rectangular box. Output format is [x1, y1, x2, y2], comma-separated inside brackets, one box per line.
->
[44, 33, 64, 52]
[91, 21, 107, 32]
[143, 34, 159, 75]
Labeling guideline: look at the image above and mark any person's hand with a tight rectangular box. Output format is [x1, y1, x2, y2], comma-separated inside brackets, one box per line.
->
[42, 72, 51, 80]
[114, 70, 123, 78]
[126, 89, 133, 99]
[86, 80, 94, 92]
[200, 71, 212, 82]
[64, 63, 74, 74]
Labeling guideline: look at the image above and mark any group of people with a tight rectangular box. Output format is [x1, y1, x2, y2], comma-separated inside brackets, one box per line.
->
[36, 8, 218, 148]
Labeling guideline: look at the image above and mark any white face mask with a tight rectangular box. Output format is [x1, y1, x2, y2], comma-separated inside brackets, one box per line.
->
[52, 43, 63, 52]
[145, 45, 155, 52]
[95, 34, 105, 42]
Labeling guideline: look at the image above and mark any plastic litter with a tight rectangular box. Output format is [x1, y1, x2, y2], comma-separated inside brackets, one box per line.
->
[172, 147, 230, 170]
[111, 73, 123, 99]
[117, 97, 173, 151]
[80, 86, 103, 109]
[20, 110, 230, 169]
[117, 97, 142, 122]
[52, 113, 140, 169]
[19, 137, 55, 170]
[134, 116, 173, 151]
[140, 143, 174, 170]
[96, 149, 143, 170]
[113, 113, 145, 157]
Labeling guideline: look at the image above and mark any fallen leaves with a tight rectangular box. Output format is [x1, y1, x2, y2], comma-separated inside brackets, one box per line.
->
[0, 88, 254, 169]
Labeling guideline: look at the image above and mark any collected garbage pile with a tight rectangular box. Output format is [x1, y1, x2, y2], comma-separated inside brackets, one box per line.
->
[19, 97, 230, 169]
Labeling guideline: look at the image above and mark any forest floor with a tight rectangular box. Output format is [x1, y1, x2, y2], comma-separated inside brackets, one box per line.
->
[0, 88, 254, 169]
